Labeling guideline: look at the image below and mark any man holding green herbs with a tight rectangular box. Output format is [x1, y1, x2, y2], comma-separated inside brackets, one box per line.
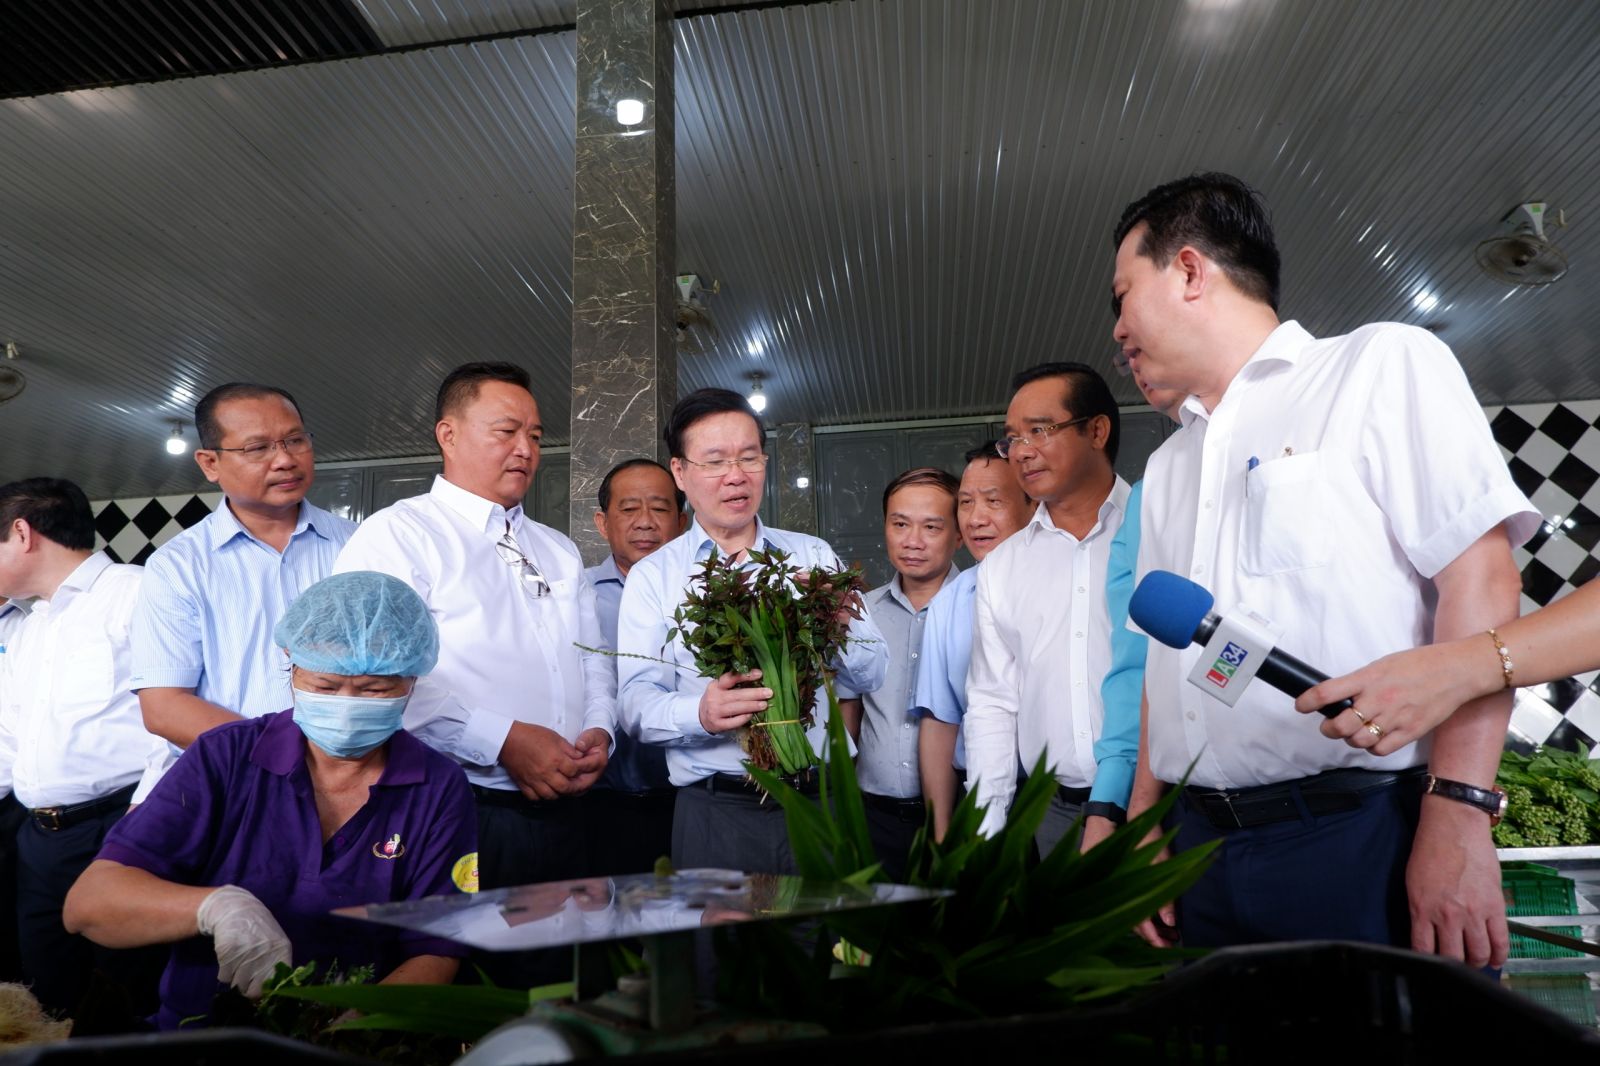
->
[617, 388, 888, 875]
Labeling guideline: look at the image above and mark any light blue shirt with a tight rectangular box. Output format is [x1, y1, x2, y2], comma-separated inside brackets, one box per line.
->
[1094, 479, 1144, 810]
[858, 567, 957, 799]
[130, 499, 356, 716]
[912, 567, 978, 770]
[617, 517, 888, 786]
[585, 554, 671, 793]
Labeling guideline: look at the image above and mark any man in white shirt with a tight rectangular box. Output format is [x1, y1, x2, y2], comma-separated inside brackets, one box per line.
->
[1111, 172, 1537, 967]
[334, 363, 615, 903]
[965, 364, 1131, 855]
[853, 467, 961, 881]
[0, 596, 26, 982]
[130, 382, 355, 801]
[0, 479, 163, 1017]
[618, 388, 887, 875]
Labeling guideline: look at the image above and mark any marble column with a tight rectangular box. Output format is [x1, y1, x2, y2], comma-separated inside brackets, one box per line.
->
[775, 422, 818, 534]
[569, 0, 677, 565]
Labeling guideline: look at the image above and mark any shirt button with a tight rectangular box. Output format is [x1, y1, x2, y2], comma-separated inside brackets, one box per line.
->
[900, 761, 910, 768]
[1077, 586, 1086, 594]
[1204, 500, 1214, 510]
[1186, 712, 1197, 721]
[1193, 564, 1206, 576]
[1077, 730, 1088, 738]
[1075, 631, 1084, 638]
[911, 652, 919, 660]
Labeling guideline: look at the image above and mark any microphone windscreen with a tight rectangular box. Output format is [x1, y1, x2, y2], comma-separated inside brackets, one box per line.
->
[1130, 570, 1214, 649]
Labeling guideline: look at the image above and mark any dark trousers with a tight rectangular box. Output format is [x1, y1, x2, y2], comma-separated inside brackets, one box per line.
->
[17, 799, 164, 1019]
[583, 788, 677, 877]
[862, 792, 924, 883]
[0, 794, 28, 983]
[1171, 776, 1422, 949]
[472, 788, 594, 989]
[671, 779, 810, 875]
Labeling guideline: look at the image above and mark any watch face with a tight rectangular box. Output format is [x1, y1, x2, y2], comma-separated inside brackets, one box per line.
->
[1492, 790, 1508, 826]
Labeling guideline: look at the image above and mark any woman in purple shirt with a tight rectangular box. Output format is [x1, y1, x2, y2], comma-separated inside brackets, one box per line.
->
[64, 572, 477, 1029]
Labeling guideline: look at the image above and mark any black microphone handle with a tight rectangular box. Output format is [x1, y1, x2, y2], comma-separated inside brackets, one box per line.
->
[1256, 650, 1354, 719]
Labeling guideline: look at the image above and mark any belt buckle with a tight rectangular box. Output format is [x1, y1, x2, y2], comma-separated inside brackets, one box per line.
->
[1215, 791, 1244, 830]
[34, 807, 63, 832]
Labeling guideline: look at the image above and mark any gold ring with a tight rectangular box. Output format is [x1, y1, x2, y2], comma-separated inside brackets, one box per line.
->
[1367, 723, 1384, 738]
[1352, 708, 1368, 724]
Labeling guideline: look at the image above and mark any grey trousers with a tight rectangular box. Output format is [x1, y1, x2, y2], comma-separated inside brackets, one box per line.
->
[1034, 792, 1085, 858]
[672, 779, 810, 874]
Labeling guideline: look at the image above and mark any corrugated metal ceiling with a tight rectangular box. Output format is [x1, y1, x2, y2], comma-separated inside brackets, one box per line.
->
[1, 0, 1597, 499]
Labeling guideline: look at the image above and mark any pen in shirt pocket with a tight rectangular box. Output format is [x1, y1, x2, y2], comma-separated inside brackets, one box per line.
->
[1245, 455, 1259, 495]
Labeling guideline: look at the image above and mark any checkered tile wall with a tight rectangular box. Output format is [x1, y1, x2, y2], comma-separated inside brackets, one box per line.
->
[91, 492, 222, 566]
[1490, 401, 1600, 756]
[88, 402, 1600, 755]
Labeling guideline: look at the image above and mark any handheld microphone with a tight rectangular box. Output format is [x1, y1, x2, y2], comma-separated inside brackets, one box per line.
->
[1128, 570, 1353, 719]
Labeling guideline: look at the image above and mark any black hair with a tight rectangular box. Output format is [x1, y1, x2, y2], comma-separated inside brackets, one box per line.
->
[964, 440, 1004, 464]
[1009, 362, 1121, 464]
[664, 388, 766, 460]
[194, 383, 303, 450]
[881, 466, 961, 517]
[1112, 171, 1280, 312]
[0, 478, 95, 551]
[435, 362, 533, 425]
[598, 458, 686, 512]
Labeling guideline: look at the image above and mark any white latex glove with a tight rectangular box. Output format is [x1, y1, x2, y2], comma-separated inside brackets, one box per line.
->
[195, 884, 293, 999]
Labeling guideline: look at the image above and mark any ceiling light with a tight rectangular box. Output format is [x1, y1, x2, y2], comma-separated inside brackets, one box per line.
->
[165, 423, 188, 455]
[616, 98, 645, 126]
[1412, 289, 1439, 313]
[795, 476, 810, 489]
[748, 373, 768, 414]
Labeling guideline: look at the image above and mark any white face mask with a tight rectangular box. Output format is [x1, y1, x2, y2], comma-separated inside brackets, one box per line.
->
[291, 689, 410, 759]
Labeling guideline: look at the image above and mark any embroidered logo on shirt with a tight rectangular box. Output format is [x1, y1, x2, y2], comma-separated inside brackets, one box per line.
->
[452, 852, 480, 893]
[373, 833, 406, 860]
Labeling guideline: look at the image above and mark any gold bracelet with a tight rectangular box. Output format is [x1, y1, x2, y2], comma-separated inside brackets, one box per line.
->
[1486, 628, 1515, 690]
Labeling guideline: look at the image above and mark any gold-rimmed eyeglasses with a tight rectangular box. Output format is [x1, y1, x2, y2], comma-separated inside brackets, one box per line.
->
[995, 417, 1091, 459]
[681, 454, 769, 479]
[210, 433, 314, 463]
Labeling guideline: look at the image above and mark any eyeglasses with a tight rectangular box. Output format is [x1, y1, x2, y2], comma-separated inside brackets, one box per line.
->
[995, 417, 1091, 459]
[681, 454, 769, 478]
[210, 433, 315, 463]
[495, 522, 551, 598]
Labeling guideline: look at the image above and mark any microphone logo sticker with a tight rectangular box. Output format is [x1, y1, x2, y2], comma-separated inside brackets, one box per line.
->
[1205, 641, 1250, 688]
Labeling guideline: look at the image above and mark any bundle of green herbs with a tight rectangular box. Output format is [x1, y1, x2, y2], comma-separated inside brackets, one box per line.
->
[1494, 742, 1600, 847]
[667, 546, 867, 776]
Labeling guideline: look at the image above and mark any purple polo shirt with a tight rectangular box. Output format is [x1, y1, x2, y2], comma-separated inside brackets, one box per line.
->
[98, 711, 477, 1029]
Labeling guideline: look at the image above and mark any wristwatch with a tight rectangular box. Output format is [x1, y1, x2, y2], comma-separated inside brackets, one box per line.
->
[1423, 774, 1508, 826]
[1083, 801, 1127, 826]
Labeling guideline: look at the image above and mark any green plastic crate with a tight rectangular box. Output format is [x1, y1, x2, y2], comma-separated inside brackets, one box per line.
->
[1502, 861, 1582, 960]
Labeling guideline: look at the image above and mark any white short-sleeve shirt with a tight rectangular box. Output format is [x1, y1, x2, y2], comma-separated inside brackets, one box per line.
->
[1136, 321, 1539, 789]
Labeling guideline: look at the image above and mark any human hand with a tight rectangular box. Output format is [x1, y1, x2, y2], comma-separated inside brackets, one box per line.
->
[698, 670, 772, 735]
[1294, 640, 1498, 757]
[500, 722, 585, 801]
[196, 885, 293, 999]
[1079, 815, 1117, 853]
[1407, 797, 1510, 968]
[1131, 830, 1180, 947]
[568, 728, 611, 791]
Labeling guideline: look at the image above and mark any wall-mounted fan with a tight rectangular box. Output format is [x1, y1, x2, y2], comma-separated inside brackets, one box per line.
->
[0, 342, 25, 405]
[1476, 202, 1568, 286]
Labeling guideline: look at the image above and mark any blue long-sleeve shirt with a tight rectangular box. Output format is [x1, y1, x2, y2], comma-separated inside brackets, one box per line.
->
[1093, 479, 1145, 810]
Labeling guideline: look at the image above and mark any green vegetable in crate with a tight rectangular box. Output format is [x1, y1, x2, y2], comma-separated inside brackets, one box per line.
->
[1493, 743, 1600, 848]
[666, 547, 868, 777]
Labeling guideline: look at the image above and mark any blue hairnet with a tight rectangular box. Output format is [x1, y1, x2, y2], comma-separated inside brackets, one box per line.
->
[274, 571, 439, 677]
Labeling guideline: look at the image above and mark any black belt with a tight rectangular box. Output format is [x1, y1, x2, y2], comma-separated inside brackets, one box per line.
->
[31, 784, 137, 832]
[1056, 784, 1092, 805]
[861, 791, 925, 820]
[470, 784, 585, 810]
[1183, 767, 1426, 831]
[695, 772, 819, 798]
